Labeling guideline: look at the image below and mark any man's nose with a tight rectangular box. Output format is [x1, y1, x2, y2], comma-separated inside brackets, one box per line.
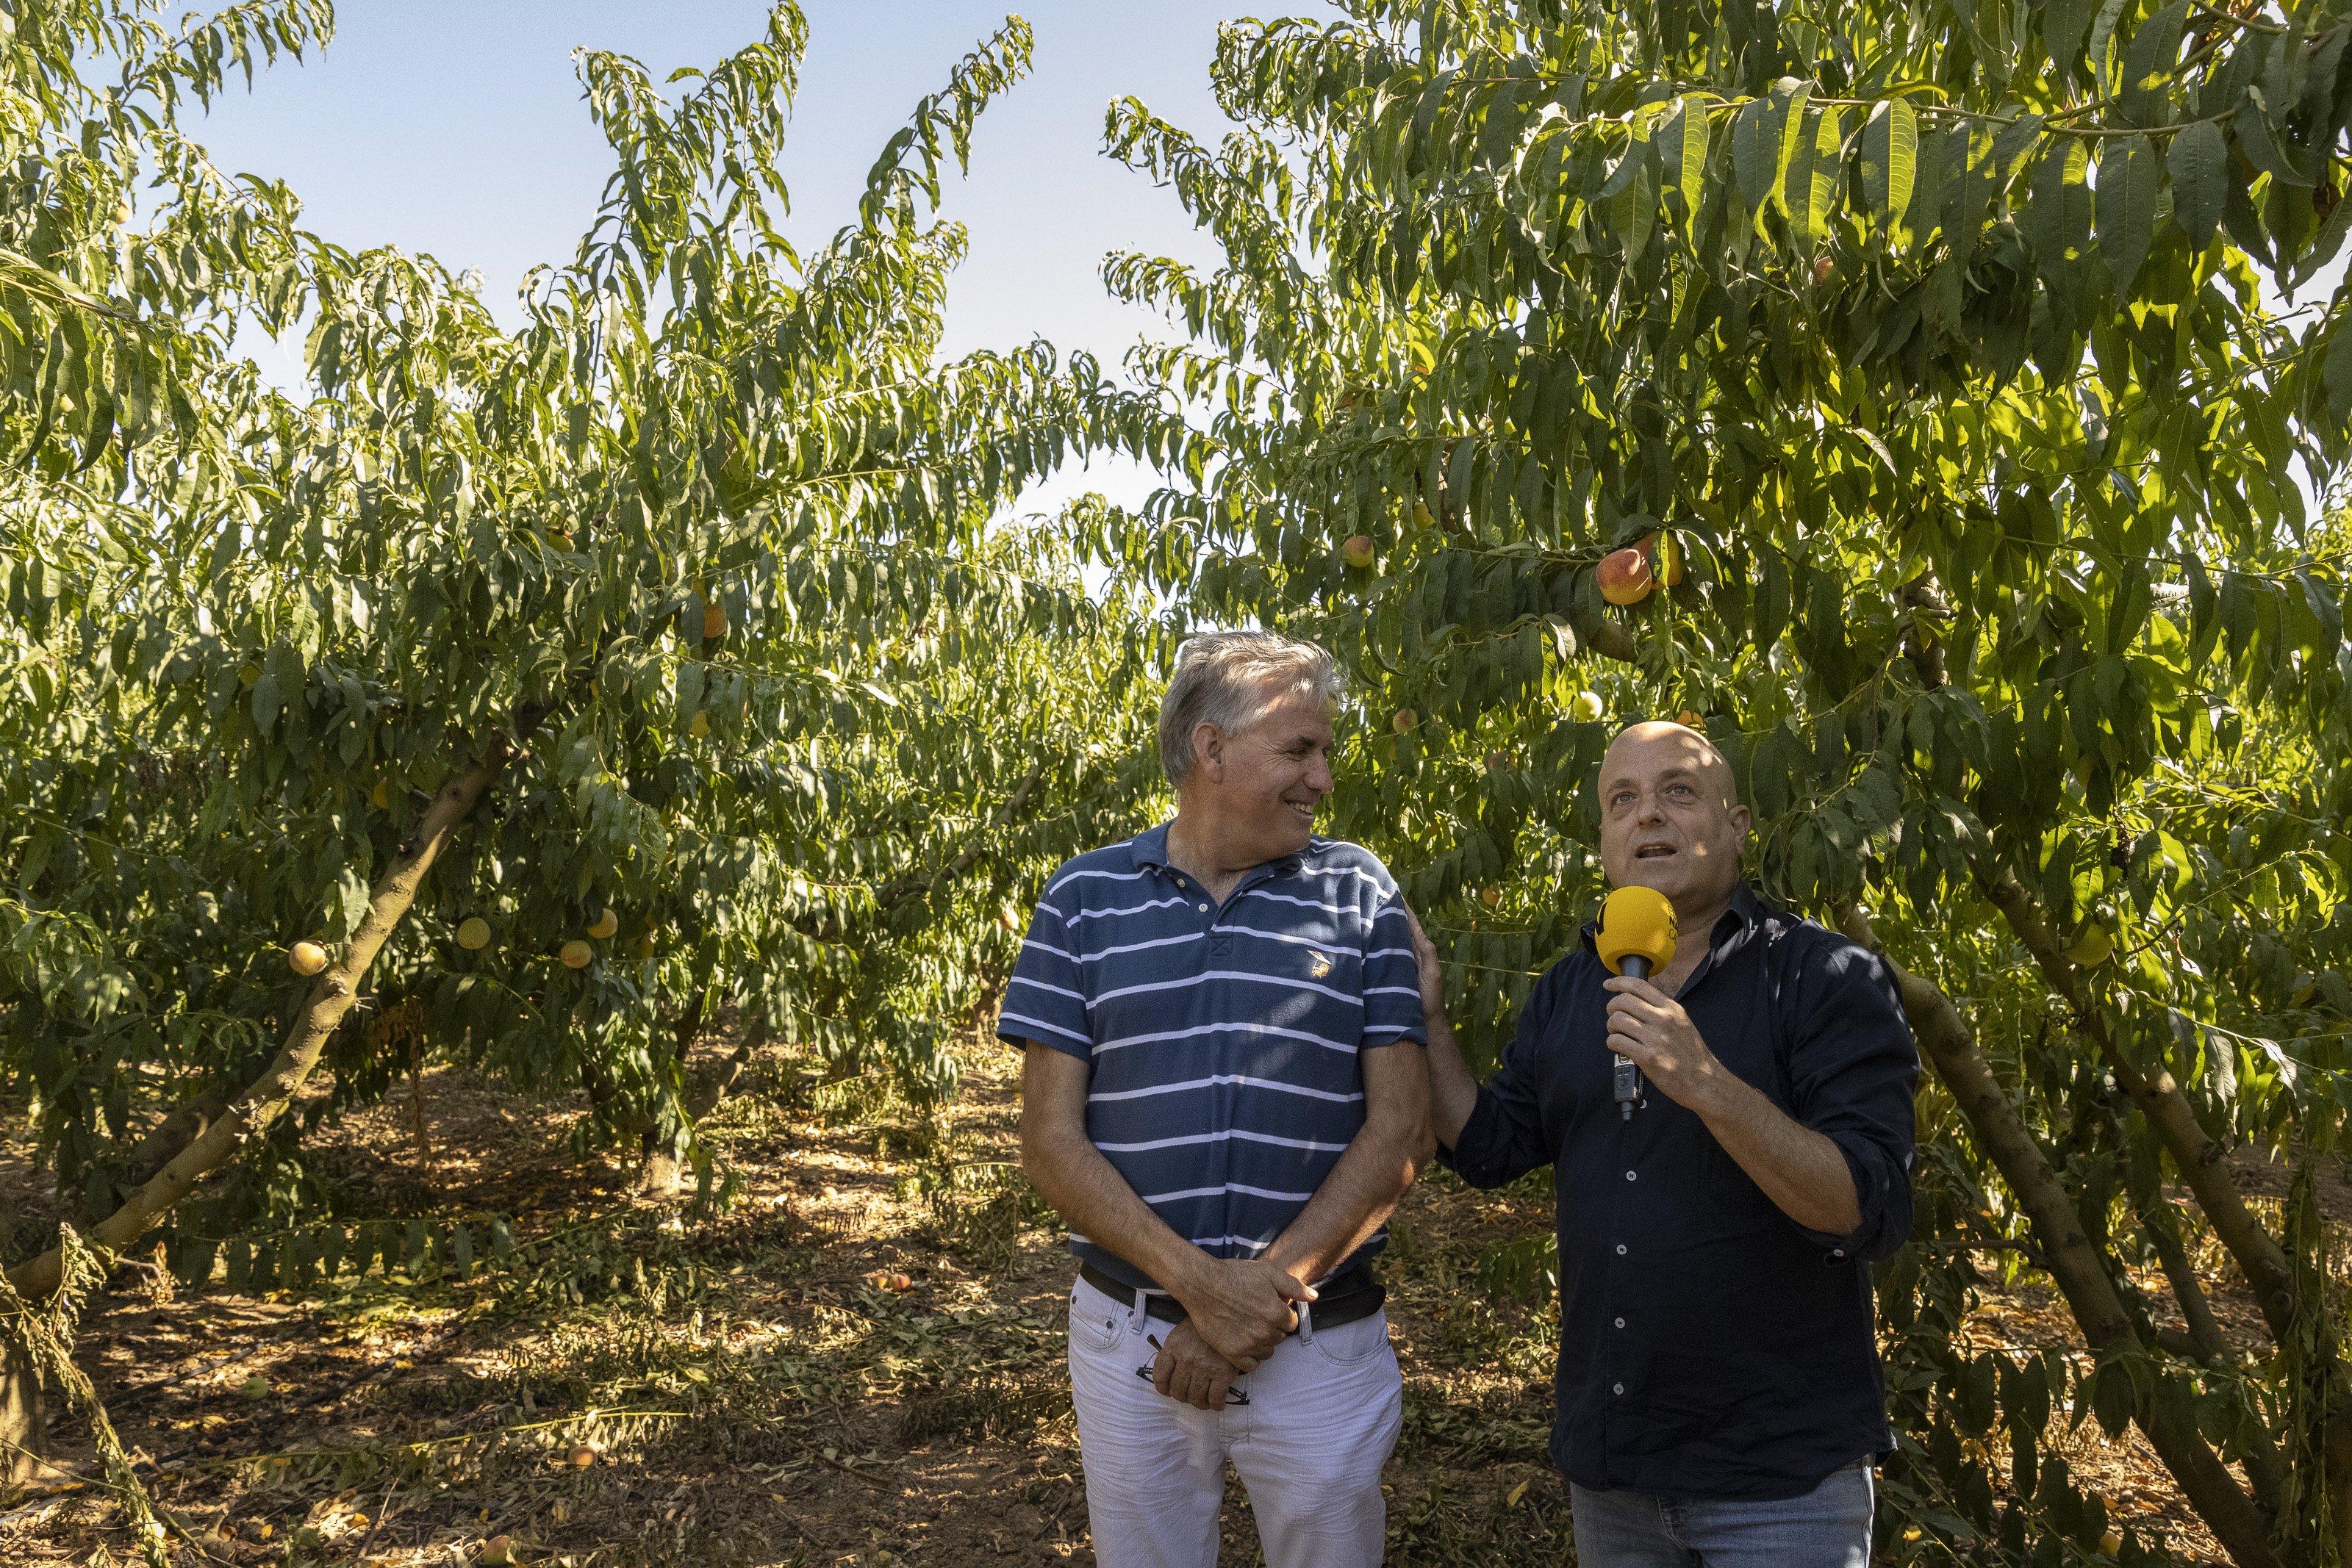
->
[1634, 791, 1667, 824]
[1306, 755, 1335, 794]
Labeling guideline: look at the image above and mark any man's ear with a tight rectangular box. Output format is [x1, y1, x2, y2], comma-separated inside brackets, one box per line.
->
[1727, 802, 1753, 839]
[1191, 722, 1224, 782]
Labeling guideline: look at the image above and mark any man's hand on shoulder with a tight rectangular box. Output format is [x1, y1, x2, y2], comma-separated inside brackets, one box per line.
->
[1602, 975, 1735, 1118]
[1168, 1256, 1313, 1370]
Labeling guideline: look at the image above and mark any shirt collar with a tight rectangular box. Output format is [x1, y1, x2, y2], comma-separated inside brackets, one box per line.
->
[1128, 821, 1308, 880]
[1130, 821, 1175, 870]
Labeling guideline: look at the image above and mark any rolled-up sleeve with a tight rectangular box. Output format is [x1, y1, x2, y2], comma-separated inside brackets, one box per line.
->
[1786, 937, 1919, 1261]
[1440, 967, 1563, 1190]
[995, 891, 1092, 1059]
[1363, 898, 1429, 1049]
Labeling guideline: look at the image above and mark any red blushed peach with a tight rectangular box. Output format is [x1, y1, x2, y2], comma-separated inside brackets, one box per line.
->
[1597, 547, 1654, 605]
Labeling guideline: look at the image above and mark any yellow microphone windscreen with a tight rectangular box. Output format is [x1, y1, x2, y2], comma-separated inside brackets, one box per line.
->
[1597, 886, 1678, 975]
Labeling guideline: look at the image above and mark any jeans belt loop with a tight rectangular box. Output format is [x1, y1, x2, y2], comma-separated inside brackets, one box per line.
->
[1297, 1298, 1314, 1345]
[1130, 1286, 1150, 1338]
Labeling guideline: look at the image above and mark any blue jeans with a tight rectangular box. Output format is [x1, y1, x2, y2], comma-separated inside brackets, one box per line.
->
[1569, 1461, 1874, 1567]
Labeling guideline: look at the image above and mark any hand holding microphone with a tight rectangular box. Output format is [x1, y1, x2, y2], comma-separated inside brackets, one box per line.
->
[1596, 887, 1678, 1120]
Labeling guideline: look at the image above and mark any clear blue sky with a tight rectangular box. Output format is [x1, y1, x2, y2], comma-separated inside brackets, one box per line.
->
[191, 1, 1337, 517]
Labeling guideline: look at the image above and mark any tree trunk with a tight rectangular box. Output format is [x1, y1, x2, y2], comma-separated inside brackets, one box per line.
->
[637, 1148, 684, 1198]
[4, 737, 520, 1303]
[1, 1331, 43, 1487]
[634, 997, 735, 1198]
[1839, 907, 2280, 1568]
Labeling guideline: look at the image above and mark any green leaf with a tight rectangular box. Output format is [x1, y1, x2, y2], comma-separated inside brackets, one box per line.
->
[1782, 110, 1821, 243]
[1801, 106, 1843, 250]
[334, 866, 370, 939]
[2168, 120, 2226, 250]
[1732, 95, 1780, 216]
[1771, 81, 1815, 219]
[2023, 139, 2092, 283]
[2087, 0, 2132, 73]
[1908, 126, 1956, 242]
[2299, 569, 2344, 661]
[2120, 1, 2190, 127]
[1860, 99, 1917, 237]
[2093, 1356, 2138, 1437]
[2323, 320, 2352, 423]
[2186, 554, 2220, 666]
[250, 669, 280, 736]
[2045, 0, 2098, 71]
[2235, 98, 2315, 188]
[2097, 139, 2158, 294]
[1671, 96, 1710, 212]
[2295, 184, 2352, 286]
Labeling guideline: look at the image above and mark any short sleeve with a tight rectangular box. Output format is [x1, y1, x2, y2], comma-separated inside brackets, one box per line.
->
[995, 891, 1092, 1059]
[1361, 896, 1427, 1049]
[1784, 935, 1919, 1262]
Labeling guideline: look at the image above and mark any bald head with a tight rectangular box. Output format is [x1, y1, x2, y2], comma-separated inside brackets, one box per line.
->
[1597, 721, 1750, 919]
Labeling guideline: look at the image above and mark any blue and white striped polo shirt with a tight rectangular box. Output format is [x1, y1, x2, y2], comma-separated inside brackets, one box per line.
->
[997, 822, 1425, 1291]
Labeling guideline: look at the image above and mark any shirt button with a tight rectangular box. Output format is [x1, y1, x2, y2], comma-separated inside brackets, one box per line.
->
[1197, 903, 1209, 913]
[1615, 1244, 1627, 1256]
[1613, 1382, 1624, 1395]
[1833, 1248, 1846, 1258]
[1614, 1317, 1625, 1328]
[1625, 1170, 1638, 1182]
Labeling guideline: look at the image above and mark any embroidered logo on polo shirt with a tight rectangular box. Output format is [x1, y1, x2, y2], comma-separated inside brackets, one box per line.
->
[1309, 951, 1333, 978]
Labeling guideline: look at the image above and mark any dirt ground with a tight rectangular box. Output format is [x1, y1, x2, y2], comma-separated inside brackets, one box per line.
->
[0, 1031, 2270, 1567]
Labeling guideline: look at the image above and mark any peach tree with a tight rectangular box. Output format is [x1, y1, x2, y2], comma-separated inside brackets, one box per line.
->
[1096, 0, 2351, 1563]
[1, 0, 1177, 1328]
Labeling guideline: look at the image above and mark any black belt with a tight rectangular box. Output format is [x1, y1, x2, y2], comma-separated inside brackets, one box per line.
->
[1079, 1260, 1385, 1332]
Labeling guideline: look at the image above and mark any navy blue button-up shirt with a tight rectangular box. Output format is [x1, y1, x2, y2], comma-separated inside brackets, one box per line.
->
[1444, 883, 1917, 1500]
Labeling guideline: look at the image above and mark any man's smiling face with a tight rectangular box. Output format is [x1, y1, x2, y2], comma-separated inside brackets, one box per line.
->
[1191, 680, 1337, 863]
[1596, 722, 1751, 914]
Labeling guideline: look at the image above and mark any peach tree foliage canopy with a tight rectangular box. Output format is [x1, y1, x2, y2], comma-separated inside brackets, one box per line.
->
[1089, 0, 2352, 1563]
[0, 1, 1181, 1264]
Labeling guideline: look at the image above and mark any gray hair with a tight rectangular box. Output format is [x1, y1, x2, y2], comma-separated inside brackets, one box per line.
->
[1158, 631, 1344, 787]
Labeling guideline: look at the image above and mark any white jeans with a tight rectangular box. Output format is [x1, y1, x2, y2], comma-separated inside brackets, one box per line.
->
[1066, 1273, 1404, 1568]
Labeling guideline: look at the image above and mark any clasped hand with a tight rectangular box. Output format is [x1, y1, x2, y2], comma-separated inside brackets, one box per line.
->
[1603, 974, 1728, 1114]
[1154, 1258, 1314, 1411]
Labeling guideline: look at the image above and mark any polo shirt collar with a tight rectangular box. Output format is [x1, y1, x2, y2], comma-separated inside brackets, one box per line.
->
[1128, 820, 1308, 880]
[1130, 821, 1175, 870]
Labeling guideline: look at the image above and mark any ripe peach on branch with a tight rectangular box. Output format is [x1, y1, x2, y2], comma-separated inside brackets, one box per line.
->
[1597, 547, 1654, 605]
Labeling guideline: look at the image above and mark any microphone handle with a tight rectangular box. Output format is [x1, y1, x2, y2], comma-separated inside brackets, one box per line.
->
[1613, 956, 1649, 1119]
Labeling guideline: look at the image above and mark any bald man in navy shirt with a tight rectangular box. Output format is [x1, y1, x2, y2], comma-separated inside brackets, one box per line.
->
[1410, 721, 1918, 1568]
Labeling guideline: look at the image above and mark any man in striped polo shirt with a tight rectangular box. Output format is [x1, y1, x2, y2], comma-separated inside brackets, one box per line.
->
[1007, 630, 1431, 1568]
